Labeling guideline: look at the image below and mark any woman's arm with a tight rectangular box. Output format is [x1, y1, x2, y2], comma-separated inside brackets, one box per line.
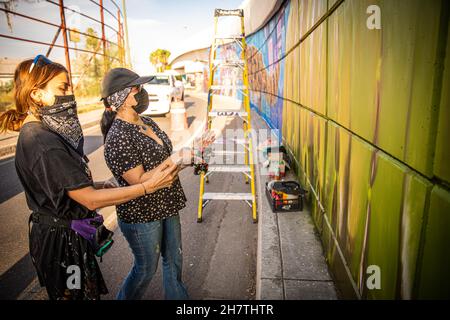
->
[68, 161, 178, 211]
[120, 130, 216, 186]
[68, 184, 146, 211]
[122, 159, 180, 185]
[93, 178, 118, 189]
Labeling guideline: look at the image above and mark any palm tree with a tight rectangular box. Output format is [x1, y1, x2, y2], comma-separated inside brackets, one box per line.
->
[150, 49, 171, 72]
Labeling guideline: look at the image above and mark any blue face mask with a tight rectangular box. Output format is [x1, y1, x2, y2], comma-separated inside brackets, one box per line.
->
[37, 94, 85, 156]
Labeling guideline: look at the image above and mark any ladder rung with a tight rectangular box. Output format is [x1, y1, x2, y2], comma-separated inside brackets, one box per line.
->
[208, 165, 251, 173]
[214, 35, 244, 40]
[211, 150, 247, 155]
[214, 9, 243, 17]
[213, 59, 245, 67]
[209, 110, 248, 117]
[202, 193, 253, 201]
[210, 85, 247, 90]
[213, 138, 249, 145]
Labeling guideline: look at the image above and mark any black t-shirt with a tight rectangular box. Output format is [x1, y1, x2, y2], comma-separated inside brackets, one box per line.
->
[104, 116, 186, 223]
[15, 121, 95, 219]
[15, 121, 108, 299]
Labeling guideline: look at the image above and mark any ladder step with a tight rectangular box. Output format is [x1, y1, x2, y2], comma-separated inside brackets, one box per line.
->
[209, 110, 248, 117]
[208, 165, 251, 173]
[213, 138, 249, 145]
[203, 192, 253, 201]
[214, 35, 244, 40]
[211, 150, 246, 155]
[210, 85, 247, 90]
[213, 59, 245, 67]
[214, 9, 244, 17]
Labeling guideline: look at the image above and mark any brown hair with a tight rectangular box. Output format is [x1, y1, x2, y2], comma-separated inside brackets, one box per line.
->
[0, 58, 67, 133]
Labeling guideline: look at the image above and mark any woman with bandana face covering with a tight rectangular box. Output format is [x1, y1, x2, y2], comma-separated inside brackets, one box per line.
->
[0, 56, 180, 300]
[100, 68, 214, 300]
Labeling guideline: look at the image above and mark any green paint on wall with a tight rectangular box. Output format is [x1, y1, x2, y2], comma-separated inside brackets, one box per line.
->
[257, 0, 450, 299]
[434, 17, 450, 183]
[377, 0, 442, 178]
[328, 0, 442, 177]
[300, 25, 326, 115]
[345, 136, 373, 288]
[399, 173, 431, 299]
[418, 186, 450, 299]
[365, 152, 403, 299]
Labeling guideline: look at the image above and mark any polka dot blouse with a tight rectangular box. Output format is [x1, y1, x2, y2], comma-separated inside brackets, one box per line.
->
[104, 116, 187, 224]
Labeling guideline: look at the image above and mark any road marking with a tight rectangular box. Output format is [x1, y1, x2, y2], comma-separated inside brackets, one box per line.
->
[83, 124, 100, 134]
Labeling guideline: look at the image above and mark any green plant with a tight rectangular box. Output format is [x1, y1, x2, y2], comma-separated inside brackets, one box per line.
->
[150, 49, 171, 73]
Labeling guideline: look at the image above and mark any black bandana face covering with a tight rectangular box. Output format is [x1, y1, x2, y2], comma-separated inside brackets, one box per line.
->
[38, 94, 84, 156]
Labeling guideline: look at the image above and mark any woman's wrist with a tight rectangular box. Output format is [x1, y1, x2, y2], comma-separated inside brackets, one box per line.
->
[140, 183, 147, 196]
[140, 182, 155, 195]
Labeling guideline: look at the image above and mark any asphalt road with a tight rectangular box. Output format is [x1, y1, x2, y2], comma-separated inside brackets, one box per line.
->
[0, 94, 257, 300]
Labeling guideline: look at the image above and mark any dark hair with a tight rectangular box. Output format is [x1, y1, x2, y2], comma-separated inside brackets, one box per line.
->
[100, 109, 117, 142]
[0, 58, 67, 133]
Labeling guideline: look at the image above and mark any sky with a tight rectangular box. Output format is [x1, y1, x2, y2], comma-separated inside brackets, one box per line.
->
[125, 0, 243, 74]
[0, 0, 243, 74]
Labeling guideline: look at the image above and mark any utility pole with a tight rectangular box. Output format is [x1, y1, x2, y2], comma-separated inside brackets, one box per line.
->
[122, 0, 132, 68]
[58, 0, 73, 89]
[118, 10, 125, 66]
[99, 0, 108, 73]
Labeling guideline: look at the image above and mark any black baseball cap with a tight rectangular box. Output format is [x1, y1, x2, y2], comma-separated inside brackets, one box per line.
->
[101, 68, 154, 99]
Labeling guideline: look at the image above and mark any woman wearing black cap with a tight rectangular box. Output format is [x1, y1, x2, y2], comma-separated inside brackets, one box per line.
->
[100, 68, 214, 300]
[0, 57, 179, 300]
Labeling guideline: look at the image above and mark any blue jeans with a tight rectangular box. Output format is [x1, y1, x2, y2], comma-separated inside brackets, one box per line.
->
[116, 215, 189, 300]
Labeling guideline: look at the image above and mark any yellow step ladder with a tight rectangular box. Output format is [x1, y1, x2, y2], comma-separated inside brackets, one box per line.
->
[197, 8, 257, 224]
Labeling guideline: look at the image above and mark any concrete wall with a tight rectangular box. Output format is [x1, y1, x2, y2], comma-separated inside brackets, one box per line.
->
[245, 0, 450, 299]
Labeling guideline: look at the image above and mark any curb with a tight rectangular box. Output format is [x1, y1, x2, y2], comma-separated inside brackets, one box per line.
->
[251, 109, 277, 300]
[255, 129, 265, 300]
[0, 142, 17, 160]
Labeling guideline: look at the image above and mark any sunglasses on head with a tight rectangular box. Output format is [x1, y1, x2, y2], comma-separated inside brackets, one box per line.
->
[28, 54, 52, 74]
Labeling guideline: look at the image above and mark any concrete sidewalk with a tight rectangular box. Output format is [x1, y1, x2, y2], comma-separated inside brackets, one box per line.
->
[0, 108, 104, 160]
[251, 108, 339, 300]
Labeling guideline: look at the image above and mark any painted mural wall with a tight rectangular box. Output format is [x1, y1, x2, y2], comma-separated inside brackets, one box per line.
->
[244, 0, 450, 299]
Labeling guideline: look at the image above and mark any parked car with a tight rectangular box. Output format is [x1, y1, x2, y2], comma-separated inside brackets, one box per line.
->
[142, 74, 184, 116]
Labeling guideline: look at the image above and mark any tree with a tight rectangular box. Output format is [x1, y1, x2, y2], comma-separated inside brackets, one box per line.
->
[72, 27, 121, 98]
[150, 49, 171, 73]
[85, 27, 101, 78]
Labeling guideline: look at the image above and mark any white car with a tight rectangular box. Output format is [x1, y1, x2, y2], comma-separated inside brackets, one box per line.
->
[142, 74, 184, 116]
